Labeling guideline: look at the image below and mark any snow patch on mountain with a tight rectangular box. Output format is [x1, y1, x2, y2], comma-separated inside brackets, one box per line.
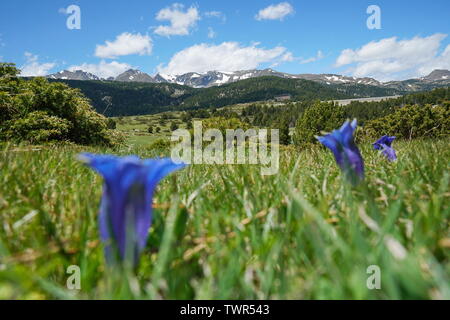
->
[45, 67, 450, 92]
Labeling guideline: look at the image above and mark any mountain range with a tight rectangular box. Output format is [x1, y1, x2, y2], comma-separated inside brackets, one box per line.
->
[47, 68, 450, 92]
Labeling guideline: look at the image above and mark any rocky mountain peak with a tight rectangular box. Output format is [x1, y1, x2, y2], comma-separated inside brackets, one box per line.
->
[45, 68, 450, 92]
[421, 69, 450, 81]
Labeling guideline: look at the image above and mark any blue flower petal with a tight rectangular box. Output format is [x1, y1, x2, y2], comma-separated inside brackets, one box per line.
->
[316, 119, 364, 184]
[373, 135, 396, 150]
[372, 136, 397, 161]
[380, 144, 397, 161]
[80, 153, 187, 265]
[339, 119, 356, 148]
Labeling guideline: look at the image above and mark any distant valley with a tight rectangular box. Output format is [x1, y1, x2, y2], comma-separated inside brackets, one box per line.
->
[43, 68, 450, 117]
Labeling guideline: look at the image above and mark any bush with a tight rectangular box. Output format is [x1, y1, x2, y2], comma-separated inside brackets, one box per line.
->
[1, 111, 70, 143]
[274, 118, 291, 145]
[0, 63, 121, 146]
[198, 117, 251, 135]
[363, 103, 450, 140]
[170, 121, 179, 131]
[149, 138, 171, 150]
[293, 101, 346, 147]
[106, 118, 117, 129]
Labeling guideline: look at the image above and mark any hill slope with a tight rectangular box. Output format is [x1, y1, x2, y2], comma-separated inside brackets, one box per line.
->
[51, 76, 407, 116]
[49, 79, 195, 116]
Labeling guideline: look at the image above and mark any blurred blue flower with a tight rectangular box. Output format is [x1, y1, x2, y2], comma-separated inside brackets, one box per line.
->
[79, 153, 186, 265]
[316, 119, 364, 184]
[373, 135, 397, 161]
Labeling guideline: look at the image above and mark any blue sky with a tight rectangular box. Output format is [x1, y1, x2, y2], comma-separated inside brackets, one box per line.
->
[0, 0, 449, 81]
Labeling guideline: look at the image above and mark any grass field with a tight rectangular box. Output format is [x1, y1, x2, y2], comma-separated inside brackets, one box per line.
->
[0, 137, 449, 299]
[113, 103, 261, 146]
[115, 112, 184, 146]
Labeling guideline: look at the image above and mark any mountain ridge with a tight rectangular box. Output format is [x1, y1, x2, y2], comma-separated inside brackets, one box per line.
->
[46, 68, 450, 92]
[48, 69, 100, 81]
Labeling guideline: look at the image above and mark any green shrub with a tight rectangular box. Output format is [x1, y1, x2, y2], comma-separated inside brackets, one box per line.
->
[0, 63, 121, 146]
[274, 118, 291, 145]
[198, 116, 251, 135]
[1, 111, 70, 143]
[170, 121, 179, 131]
[149, 138, 171, 150]
[106, 118, 117, 129]
[363, 103, 450, 139]
[293, 101, 346, 147]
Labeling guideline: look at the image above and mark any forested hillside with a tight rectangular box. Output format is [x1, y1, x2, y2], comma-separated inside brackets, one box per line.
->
[330, 82, 403, 98]
[49, 79, 195, 116]
[180, 76, 350, 108]
[50, 76, 406, 117]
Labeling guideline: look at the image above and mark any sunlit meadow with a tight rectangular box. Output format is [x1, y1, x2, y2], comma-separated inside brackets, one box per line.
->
[0, 138, 448, 299]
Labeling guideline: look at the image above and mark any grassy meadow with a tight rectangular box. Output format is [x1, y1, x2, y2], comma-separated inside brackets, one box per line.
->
[0, 135, 449, 299]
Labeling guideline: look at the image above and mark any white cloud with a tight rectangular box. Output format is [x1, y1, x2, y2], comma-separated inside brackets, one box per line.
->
[68, 60, 133, 79]
[207, 27, 216, 39]
[417, 44, 450, 76]
[154, 3, 200, 37]
[20, 52, 56, 76]
[157, 42, 291, 75]
[58, 7, 67, 14]
[270, 51, 296, 68]
[205, 11, 226, 22]
[95, 32, 152, 59]
[335, 34, 450, 80]
[204, 11, 221, 18]
[255, 2, 294, 21]
[300, 50, 324, 64]
[270, 50, 323, 67]
[281, 52, 295, 62]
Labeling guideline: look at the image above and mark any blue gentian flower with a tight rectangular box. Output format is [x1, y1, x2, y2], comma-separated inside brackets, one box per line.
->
[79, 153, 186, 265]
[373, 135, 397, 161]
[316, 119, 364, 184]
